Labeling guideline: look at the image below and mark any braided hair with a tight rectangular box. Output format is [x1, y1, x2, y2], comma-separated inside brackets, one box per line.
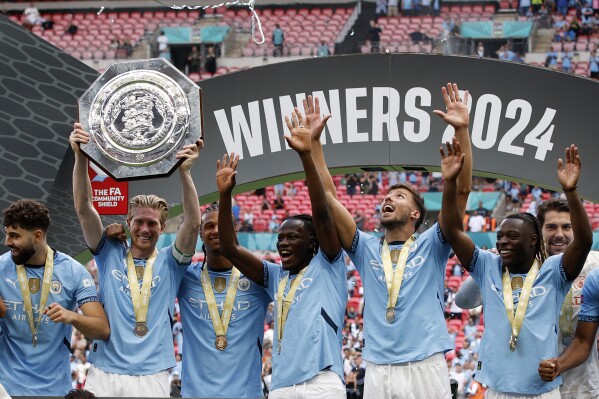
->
[504, 212, 547, 265]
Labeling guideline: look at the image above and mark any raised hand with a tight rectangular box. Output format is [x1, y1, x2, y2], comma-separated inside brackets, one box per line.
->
[538, 358, 560, 382]
[557, 145, 581, 191]
[284, 108, 312, 153]
[440, 137, 465, 181]
[70, 122, 90, 154]
[216, 153, 240, 194]
[433, 83, 469, 129]
[176, 139, 204, 172]
[303, 95, 331, 142]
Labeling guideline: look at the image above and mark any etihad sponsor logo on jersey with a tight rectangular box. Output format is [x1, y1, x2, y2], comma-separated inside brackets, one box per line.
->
[370, 256, 426, 284]
[188, 297, 252, 321]
[111, 269, 161, 296]
[2, 300, 52, 323]
[287, 277, 314, 306]
[491, 283, 548, 306]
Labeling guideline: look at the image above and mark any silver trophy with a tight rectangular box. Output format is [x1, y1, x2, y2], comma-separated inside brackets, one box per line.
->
[78, 58, 203, 181]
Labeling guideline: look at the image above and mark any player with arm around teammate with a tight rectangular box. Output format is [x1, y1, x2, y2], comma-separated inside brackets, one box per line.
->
[216, 108, 347, 398]
[70, 123, 202, 397]
[539, 266, 599, 393]
[440, 140, 592, 398]
[458, 198, 599, 399]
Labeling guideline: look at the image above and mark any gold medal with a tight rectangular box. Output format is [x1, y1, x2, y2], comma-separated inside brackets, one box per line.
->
[509, 334, 517, 351]
[215, 335, 228, 351]
[385, 308, 395, 323]
[133, 322, 148, 337]
[381, 238, 415, 329]
[32, 334, 38, 348]
[511, 276, 524, 290]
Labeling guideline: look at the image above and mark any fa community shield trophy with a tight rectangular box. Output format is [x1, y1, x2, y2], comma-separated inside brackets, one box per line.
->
[78, 58, 203, 181]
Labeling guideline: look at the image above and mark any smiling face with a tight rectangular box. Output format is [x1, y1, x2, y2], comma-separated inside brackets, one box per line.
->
[4, 225, 39, 264]
[496, 218, 537, 270]
[201, 210, 221, 254]
[276, 219, 316, 273]
[380, 187, 421, 231]
[127, 207, 164, 255]
[542, 210, 573, 256]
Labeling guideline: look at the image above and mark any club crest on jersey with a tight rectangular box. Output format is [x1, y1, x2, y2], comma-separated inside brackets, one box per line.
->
[50, 280, 62, 294]
[214, 277, 227, 293]
[238, 278, 251, 292]
[29, 278, 40, 294]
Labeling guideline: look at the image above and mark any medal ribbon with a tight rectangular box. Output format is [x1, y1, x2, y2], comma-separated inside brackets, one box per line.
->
[559, 288, 574, 338]
[126, 249, 157, 324]
[201, 266, 240, 339]
[381, 237, 415, 315]
[16, 246, 54, 347]
[276, 266, 309, 350]
[502, 260, 540, 350]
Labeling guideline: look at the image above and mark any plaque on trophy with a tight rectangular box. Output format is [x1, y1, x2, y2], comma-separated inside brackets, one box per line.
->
[78, 58, 203, 181]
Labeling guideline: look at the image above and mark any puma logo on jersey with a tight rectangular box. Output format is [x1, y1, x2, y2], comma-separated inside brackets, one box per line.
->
[4, 278, 16, 289]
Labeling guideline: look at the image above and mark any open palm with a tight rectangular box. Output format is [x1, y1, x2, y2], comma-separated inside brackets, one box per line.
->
[216, 153, 239, 194]
[557, 145, 581, 190]
[284, 109, 312, 153]
[440, 138, 465, 181]
[433, 83, 469, 129]
[303, 95, 331, 142]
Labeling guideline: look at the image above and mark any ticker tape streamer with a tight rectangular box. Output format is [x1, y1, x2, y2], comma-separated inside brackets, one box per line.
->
[158, 0, 265, 44]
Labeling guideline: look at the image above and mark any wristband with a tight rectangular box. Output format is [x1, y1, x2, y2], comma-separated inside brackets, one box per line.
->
[562, 186, 577, 192]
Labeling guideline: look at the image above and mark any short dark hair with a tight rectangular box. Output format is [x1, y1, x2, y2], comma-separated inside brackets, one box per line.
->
[64, 389, 96, 399]
[3, 199, 50, 232]
[282, 214, 319, 251]
[386, 183, 427, 230]
[536, 198, 570, 227]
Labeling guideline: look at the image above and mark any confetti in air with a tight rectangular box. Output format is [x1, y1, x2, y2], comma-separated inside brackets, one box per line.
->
[97, 6, 105, 15]
[161, 0, 264, 44]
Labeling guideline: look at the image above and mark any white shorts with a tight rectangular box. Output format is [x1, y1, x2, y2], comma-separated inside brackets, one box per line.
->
[487, 387, 561, 399]
[84, 365, 169, 397]
[364, 352, 451, 399]
[0, 381, 10, 399]
[269, 370, 345, 399]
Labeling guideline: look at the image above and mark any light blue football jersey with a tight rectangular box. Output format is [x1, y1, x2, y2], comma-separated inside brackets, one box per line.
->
[263, 250, 347, 390]
[580, 267, 599, 322]
[347, 224, 453, 364]
[88, 234, 188, 375]
[467, 247, 570, 394]
[177, 262, 271, 398]
[0, 250, 98, 396]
